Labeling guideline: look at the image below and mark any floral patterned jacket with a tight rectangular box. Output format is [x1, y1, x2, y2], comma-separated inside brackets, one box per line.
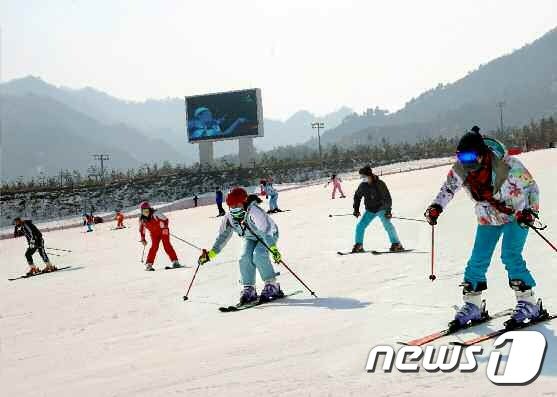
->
[432, 155, 539, 225]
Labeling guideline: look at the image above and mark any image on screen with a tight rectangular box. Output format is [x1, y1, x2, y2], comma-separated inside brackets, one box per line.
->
[185, 88, 263, 143]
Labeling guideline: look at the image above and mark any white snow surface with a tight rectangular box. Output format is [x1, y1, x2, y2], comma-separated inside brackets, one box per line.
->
[1, 149, 556, 396]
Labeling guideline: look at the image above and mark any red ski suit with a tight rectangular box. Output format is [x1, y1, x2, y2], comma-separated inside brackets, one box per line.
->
[139, 213, 178, 264]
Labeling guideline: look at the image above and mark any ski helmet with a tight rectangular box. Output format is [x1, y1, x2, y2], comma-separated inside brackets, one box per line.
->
[139, 201, 151, 210]
[226, 187, 248, 207]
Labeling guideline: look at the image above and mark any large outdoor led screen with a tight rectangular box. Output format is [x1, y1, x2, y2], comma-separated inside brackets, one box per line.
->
[185, 88, 263, 143]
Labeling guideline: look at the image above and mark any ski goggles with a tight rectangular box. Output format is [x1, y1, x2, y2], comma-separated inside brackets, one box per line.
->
[229, 207, 246, 221]
[456, 151, 479, 165]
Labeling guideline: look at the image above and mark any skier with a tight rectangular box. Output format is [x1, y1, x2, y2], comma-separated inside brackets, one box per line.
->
[83, 213, 94, 232]
[352, 165, 404, 252]
[326, 174, 346, 199]
[115, 210, 125, 229]
[262, 179, 281, 213]
[193, 194, 199, 207]
[424, 126, 543, 329]
[216, 189, 226, 217]
[197, 187, 285, 304]
[138, 201, 181, 271]
[13, 217, 57, 276]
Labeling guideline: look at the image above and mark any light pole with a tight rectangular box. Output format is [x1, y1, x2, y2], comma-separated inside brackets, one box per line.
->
[311, 121, 324, 163]
[497, 101, 505, 133]
[92, 154, 110, 182]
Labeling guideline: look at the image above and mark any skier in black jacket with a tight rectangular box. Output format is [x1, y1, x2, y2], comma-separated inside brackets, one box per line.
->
[13, 217, 57, 276]
[352, 165, 404, 253]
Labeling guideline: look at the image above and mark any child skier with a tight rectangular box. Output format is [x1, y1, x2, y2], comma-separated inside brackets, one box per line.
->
[13, 217, 57, 276]
[138, 201, 181, 271]
[216, 189, 226, 217]
[352, 165, 404, 252]
[326, 174, 346, 199]
[115, 210, 125, 229]
[198, 187, 285, 304]
[83, 213, 94, 232]
[262, 179, 281, 213]
[424, 127, 543, 330]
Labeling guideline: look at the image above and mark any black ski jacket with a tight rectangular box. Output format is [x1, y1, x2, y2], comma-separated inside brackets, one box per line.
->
[14, 220, 43, 245]
[353, 176, 392, 213]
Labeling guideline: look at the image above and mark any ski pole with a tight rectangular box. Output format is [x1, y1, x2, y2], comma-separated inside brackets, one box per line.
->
[140, 244, 146, 263]
[328, 213, 353, 218]
[429, 225, 436, 281]
[170, 233, 203, 251]
[45, 251, 62, 257]
[528, 224, 557, 253]
[392, 216, 428, 223]
[244, 224, 318, 298]
[45, 247, 73, 252]
[183, 262, 201, 301]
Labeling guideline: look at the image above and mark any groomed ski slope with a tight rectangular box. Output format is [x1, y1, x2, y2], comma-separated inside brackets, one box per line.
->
[1, 149, 556, 396]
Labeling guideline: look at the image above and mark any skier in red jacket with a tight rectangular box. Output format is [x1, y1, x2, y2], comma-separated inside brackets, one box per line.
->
[138, 201, 181, 271]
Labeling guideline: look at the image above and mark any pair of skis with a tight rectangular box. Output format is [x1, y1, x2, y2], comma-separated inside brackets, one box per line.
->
[8, 266, 72, 281]
[337, 249, 415, 256]
[399, 307, 556, 346]
[218, 290, 303, 312]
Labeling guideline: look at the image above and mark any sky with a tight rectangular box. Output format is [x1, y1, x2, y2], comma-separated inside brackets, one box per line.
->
[1, 0, 556, 120]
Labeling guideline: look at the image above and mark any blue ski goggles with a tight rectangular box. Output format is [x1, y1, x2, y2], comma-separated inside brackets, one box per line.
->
[456, 151, 480, 165]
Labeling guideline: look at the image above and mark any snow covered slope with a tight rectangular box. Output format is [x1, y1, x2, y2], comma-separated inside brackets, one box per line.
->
[1, 149, 556, 396]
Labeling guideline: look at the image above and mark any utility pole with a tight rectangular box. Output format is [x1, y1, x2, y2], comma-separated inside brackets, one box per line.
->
[92, 154, 110, 182]
[497, 101, 505, 133]
[311, 122, 325, 164]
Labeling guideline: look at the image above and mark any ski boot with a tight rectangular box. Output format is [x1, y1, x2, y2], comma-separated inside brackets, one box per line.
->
[259, 280, 284, 303]
[351, 243, 364, 253]
[42, 262, 58, 273]
[448, 285, 488, 331]
[504, 287, 546, 329]
[340, 195, 346, 199]
[239, 285, 258, 305]
[389, 243, 405, 252]
[145, 263, 155, 271]
[26, 265, 41, 277]
[171, 261, 182, 269]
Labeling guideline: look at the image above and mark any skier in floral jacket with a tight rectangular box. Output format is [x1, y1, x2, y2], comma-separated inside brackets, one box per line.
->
[424, 126, 543, 330]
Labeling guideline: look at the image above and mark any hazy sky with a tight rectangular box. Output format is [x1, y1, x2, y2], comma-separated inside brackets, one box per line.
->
[1, 0, 556, 119]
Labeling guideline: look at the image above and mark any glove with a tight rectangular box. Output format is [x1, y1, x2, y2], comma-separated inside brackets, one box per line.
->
[140, 240, 147, 246]
[198, 249, 217, 265]
[29, 239, 36, 249]
[384, 209, 392, 219]
[269, 245, 282, 263]
[353, 210, 361, 218]
[424, 204, 443, 225]
[516, 208, 538, 226]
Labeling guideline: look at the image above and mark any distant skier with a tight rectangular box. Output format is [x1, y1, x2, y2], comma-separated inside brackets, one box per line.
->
[115, 210, 125, 229]
[198, 187, 285, 304]
[424, 126, 544, 330]
[13, 217, 57, 276]
[262, 179, 281, 213]
[83, 213, 94, 232]
[193, 194, 199, 207]
[326, 174, 346, 199]
[259, 179, 268, 198]
[352, 165, 404, 253]
[138, 201, 181, 271]
[216, 189, 226, 217]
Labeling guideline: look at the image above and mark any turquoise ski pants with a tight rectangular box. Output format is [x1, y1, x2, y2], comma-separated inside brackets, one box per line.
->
[355, 210, 400, 245]
[239, 236, 278, 286]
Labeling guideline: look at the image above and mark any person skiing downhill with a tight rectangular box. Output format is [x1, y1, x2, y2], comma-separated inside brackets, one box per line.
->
[138, 201, 181, 271]
[326, 174, 346, 199]
[425, 126, 544, 330]
[115, 210, 125, 229]
[262, 179, 281, 213]
[197, 187, 285, 305]
[352, 165, 404, 253]
[13, 217, 57, 276]
[83, 213, 94, 232]
[215, 189, 226, 217]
